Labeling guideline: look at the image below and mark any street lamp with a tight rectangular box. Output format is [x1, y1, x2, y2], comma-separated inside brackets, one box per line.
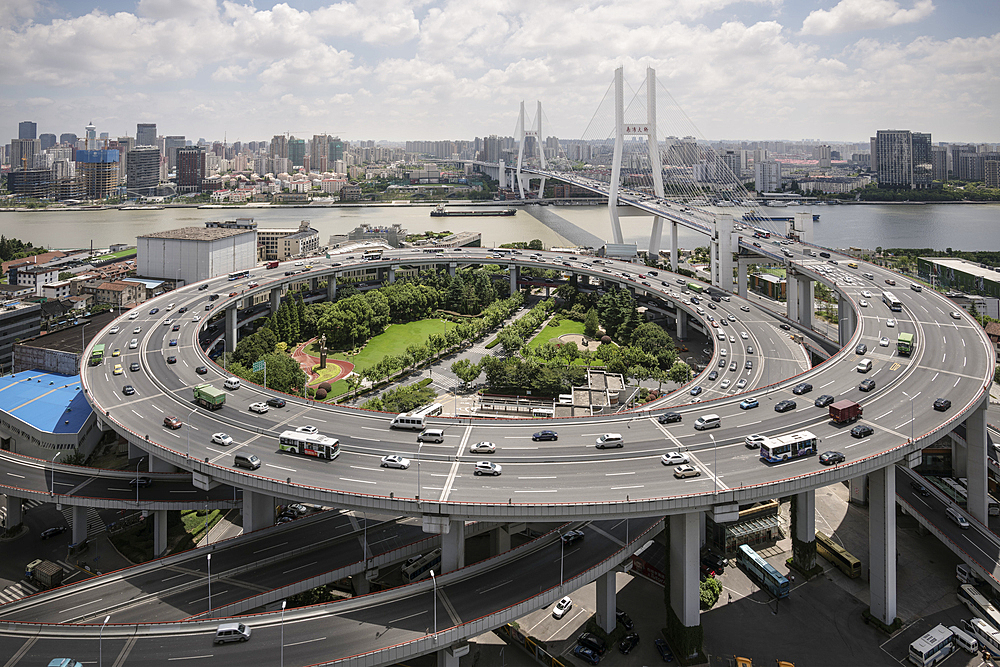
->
[416, 443, 424, 502]
[100, 615, 110, 667]
[135, 457, 145, 505]
[710, 434, 718, 494]
[50, 451, 61, 496]
[207, 553, 212, 616]
[902, 391, 914, 442]
[429, 569, 437, 640]
[280, 600, 287, 667]
[559, 531, 565, 584]
[185, 406, 198, 457]
[81, 323, 88, 360]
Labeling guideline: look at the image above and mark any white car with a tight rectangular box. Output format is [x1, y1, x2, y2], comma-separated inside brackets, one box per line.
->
[474, 461, 502, 476]
[192, 314, 201, 321]
[133, 327, 142, 334]
[886, 319, 896, 327]
[295, 425, 318, 434]
[661, 451, 690, 465]
[469, 441, 496, 454]
[729, 336, 736, 343]
[163, 319, 173, 326]
[381, 455, 411, 469]
[740, 332, 748, 340]
[735, 379, 748, 389]
[720, 349, 727, 357]
[727, 315, 736, 322]
[674, 464, 701, 479]
[211, 433, 233, 446]
[859, 300, 869, 308]
[128, 312, 138, 319]
[745, 434, 766, 449]
[109, 325, 120, 334]
[740, 305, 750, 312]
[553, 596, 573, 619]
[950, 311, 962, 320]
[862, 290, 872, 298]
[249, 402, 269, 414]
[720, 379, 731, 389]
[879, 337, 890, 347]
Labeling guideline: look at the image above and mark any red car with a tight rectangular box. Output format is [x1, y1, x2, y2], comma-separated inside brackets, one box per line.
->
[163, 416, 182, 429]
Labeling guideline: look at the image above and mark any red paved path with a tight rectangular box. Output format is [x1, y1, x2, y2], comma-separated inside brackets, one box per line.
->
[292, 338, 354, 386]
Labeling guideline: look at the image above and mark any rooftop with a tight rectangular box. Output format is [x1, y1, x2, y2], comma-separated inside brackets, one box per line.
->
[23, 310, 118, 353]
[138, 226, 252, 242]
[0, 370, 90, 434]
[921, 257, 1000, 283]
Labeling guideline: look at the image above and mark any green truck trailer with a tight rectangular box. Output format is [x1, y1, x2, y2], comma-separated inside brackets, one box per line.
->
[897, 332, 914, 356]
[193, 384, 226, 410]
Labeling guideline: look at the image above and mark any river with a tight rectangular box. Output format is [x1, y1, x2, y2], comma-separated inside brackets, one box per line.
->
[1, 202, 997, 252]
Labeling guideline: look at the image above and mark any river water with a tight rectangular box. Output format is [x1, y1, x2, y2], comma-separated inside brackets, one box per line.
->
[1, 202, 997, 252]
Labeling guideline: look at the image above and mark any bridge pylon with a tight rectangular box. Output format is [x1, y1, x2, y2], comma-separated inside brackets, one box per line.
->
[515, 101, 546, 199]
[608, 66, 667, 260]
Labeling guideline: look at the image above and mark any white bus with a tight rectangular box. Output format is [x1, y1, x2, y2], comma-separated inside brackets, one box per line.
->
[882, 290, 903, 312]
[908, 624, 953, 666]
[278, 430, 340, 460]
[965, 617, 1000, 657]
[958, 584, 1000, 631]
[391, 403, 444, 430]
[758, 430, 818, 464]
[402, 548, 441, 583]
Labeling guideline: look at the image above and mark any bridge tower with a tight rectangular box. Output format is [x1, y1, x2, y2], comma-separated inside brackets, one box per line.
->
[515, 101, 546, 199]
[608, 66, 667, 260]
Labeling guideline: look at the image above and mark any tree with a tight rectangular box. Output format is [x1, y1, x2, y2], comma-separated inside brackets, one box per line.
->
[427, 333, 446, 360]
[583, 308, 599, 338]
[630, 322, 673, 355]
[498, 328, 524, 358]
[668, 361, 692, 384]
[450, 359, 482, 385]
[700, 576, 722, 609]
[346, 374, 362, 399]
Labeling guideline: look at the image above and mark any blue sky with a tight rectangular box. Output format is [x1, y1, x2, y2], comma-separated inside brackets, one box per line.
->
[2, 0, 997, 144]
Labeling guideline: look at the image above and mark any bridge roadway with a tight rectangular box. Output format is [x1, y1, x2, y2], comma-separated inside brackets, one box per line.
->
[77, 246, 993, 521]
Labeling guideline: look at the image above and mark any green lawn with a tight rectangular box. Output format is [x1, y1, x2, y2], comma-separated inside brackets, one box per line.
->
[527, 318, 587, 349]
[92, 247, 136, 261]
[309, 319, 457, 375]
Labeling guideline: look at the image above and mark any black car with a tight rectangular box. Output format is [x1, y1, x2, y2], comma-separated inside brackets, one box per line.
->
[745, 360, 753, 370]
[172, 324, 180, 331]
[910, 481, 931, 497]
[779, 323, 791, 330]
[701, 552, 726, 574]
[828, 259, 839, 265]
[129, 362, 140, 372]
[40, 526, 67, 540]
[166, 356, 177, 364]
[708, 370, 718, 381]
[266, 397, 287, 408]
[707, 302, 716, 310]
[573, 646, 600, 665]
[819, 252, 831, 258]
[814, 394, 835, 408]
[618, 632, 640, 655]
[616, 609, 634, 630]
[819, 451, 845, 465]
[532, 430, 558, 441]
[122, 385, 135, 396]
[690, 296, 700, 305]
[933, 398, 951, 411]
[690, 386, 703, 396]
[195, 366, 208, 375]
[276, 516, 295, 525]
[855, 343, 867, 355]
[859, 379, 876, 392]
[774, 399, 796, 413]
[577, 632, 607, 655]
[851, 424, 874, 438]
[792, 383, 812, 395]
[655, 638, 675, 662]
[129, 476, 153, 488]
[561, 529, 585, 545]
[178, 307, 187, 313]
[198, 284, 209, 291]
[658, 412, 681, 424]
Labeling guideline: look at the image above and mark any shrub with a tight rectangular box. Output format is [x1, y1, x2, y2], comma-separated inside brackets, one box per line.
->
[700, 577, 722, 609]
[600, 335, 612, 345]
[315, 388, 327, 400]
[319, 381, 332, 392]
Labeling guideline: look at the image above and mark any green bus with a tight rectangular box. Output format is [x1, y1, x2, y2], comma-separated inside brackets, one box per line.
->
[89, 344, 106, 366]
[687, 283, 704, 294]
[897, 332, 914, 356]
[816, 531, 861, 578]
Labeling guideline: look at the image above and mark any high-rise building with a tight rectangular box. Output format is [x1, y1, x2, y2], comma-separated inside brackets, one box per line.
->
[986, 160, 1000, 188]
[164, 136, 186, 171]
[110, 137, 134, 186]
[9, 138, 39, 172]
[84, 122, 98, 150]
[136, 123, 157, 147]
[176, 145, 206, 193]
[754, 160, 782, 193]
[39, 134, 56, 151]
[77, 149, 120, 199]
[270, 135, 288, 159]
[288, 138, 305, 168]
[931, 146, 948, 181]
[815, 145, 831, 168]
[872, 129, 933, 189]
[59, 133, 78, 147]
[18, 121, 37, 140]
[127, 145, 160, 195]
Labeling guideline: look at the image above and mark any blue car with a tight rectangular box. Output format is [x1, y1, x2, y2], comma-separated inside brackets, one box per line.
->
[690, 386, 703, 396]
[169, 339, 178, 346]
[655, 638, 674, 662]
[739, 398, 759, 410]
[532, 430, 558, 441]
[573, 645, 601, 665]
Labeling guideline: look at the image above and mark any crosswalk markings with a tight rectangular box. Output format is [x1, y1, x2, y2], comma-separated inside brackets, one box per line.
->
[0, 560, 74, 605]
[59, 506, 107, 537]
[0, 498, 42, 523]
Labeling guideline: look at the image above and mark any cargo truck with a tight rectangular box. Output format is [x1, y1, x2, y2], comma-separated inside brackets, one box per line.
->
[26, 559, 64, 589]
[829, 400, 862, 425]
[897, 332, 914, 356]
[193, 384, 226, 410]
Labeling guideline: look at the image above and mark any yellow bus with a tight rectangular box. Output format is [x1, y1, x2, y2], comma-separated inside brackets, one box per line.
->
[816, 531, 861, 578]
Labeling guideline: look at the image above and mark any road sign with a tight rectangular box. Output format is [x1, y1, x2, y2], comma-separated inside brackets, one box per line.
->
[252, 360, 266, 373]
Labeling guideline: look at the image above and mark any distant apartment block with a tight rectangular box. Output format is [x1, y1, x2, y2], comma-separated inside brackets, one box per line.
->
[871, 130, 933, 189]
[754, 160, 781, 193]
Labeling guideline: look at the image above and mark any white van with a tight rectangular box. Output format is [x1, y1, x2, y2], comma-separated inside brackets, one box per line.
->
[224, 377, 241, 390]
[910, 283, 922, 292]
[694, 414, 721, 430]
[596, 433, 624, 449]
[947, 506, 970, 529]
[417, 428, 445, 443]
[165, 303, 175, 311]
[949, 625, 979, 654]
[862, 272, 874, 280]
[956, 563, 983, 585]
[856, 358, 873, 373]
[215, 622, 251, 644]
[716, 332, 726, 341]
[531, 407, 554, 418]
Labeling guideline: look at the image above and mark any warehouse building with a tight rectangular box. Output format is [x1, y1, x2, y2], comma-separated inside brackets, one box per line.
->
[137, 226, 256, 285]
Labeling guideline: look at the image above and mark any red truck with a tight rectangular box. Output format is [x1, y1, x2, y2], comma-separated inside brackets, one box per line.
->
[266, 261, 279, 269]
[829, 400, 862, 425]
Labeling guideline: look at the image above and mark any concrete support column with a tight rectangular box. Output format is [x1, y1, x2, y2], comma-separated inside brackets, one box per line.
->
[72, 504, 87, 545]
[786, 271, 799, 322]
[868, 466, 897, 627]
[737, 259, 749, 299]
[849, 474, 868, 506]
[838, 296, 855, 347]
[269, 287, 280, 315]
[676, 310, 688, 340]
[388, 266, 397, 284]
[796, 276, 814, 329]
[509, 265, 518, 296]
[327, 275, 337, 301]
[441, 519, 465, 574]
[670, 222, 679, 272]
[669, 511, 700, 629]
[649, 216, 664, 261]
[153, 509, 168, 557]
[149, 454, 178, 473]
[436, 650, 460, 667]
[489, 525, 511, 555]
[966, 399, 989, 524]
[716, 214, 734, 292]
[791, 490, 818, 575]
[310, 277, 319, 292]
[595, 571, 616, 634]
[709, 239, 718, 287]
[448, 263, 456, 277]
[952, 434, 968, 477]
[224, 305, 237, 354]
[352, 575, 371, 596]
[3, 494, 23, 527]
[242, 489, 275, 533]
[794, 211, 814, 244]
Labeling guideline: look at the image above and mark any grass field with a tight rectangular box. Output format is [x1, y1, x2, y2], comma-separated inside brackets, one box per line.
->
[527, 318, 587, 349]
[307, 319, 457, 375]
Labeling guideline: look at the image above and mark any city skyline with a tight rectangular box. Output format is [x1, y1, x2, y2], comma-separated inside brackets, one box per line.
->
[2, 0, 998, 144]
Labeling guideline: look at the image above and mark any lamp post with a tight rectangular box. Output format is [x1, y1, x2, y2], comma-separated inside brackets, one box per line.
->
[81, 323, 87, 360]
[185, 406, 198, 457]
[429, 569, 438, 640]
[416, 443, 424, 502]
[710, 434, 718, 494]
[100, 615, 110, 667]
[50, 451, 61, 496]
[207, 553, 212, 616]
[902, 391, 914, 442]
[135, 456, 144, 505]
[280, 600, 287, 667]
[559, 531, 565, 584]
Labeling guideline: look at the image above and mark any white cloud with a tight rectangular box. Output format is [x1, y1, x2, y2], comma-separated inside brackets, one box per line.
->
[800, 0, 934, 36]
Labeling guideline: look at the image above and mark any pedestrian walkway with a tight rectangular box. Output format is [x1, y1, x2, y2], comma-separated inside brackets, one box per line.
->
[59, 506, 106, 538]
[0, 498, 42, 526]
[0, 559, 75, 605]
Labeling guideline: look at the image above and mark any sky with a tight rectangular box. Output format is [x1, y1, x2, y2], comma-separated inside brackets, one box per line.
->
[1, 0, 997, 145]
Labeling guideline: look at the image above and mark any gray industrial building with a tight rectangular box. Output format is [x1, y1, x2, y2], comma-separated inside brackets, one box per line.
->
[137, 226, 257, 285]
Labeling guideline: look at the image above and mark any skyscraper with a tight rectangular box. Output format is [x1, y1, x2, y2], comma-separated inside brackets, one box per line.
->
[754, 160, 782, 192]
[9, 138, 40, 171]
[127, 145, 160, 195]
[59, 133, 78, 147]
[176, 145, 206, 193]
[872, 130, 933, 189]
[288, 138, 306, 168]
[18, 121, 37, 140]
[164, 136, 186, 171]
[77, 148, 120, 199]
[39, 134, 57, 151]
[137, 123, 157, 147]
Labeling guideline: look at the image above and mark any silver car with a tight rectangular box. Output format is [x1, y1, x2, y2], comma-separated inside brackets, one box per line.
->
[661, 452, 690, 465]
[674, 464, 701, 479]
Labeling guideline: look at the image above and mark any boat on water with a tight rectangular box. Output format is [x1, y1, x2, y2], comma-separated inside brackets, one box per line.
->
[743, 212, 821, 222]
[430, 205, 516, 217]
[119, 205, 165, 210]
